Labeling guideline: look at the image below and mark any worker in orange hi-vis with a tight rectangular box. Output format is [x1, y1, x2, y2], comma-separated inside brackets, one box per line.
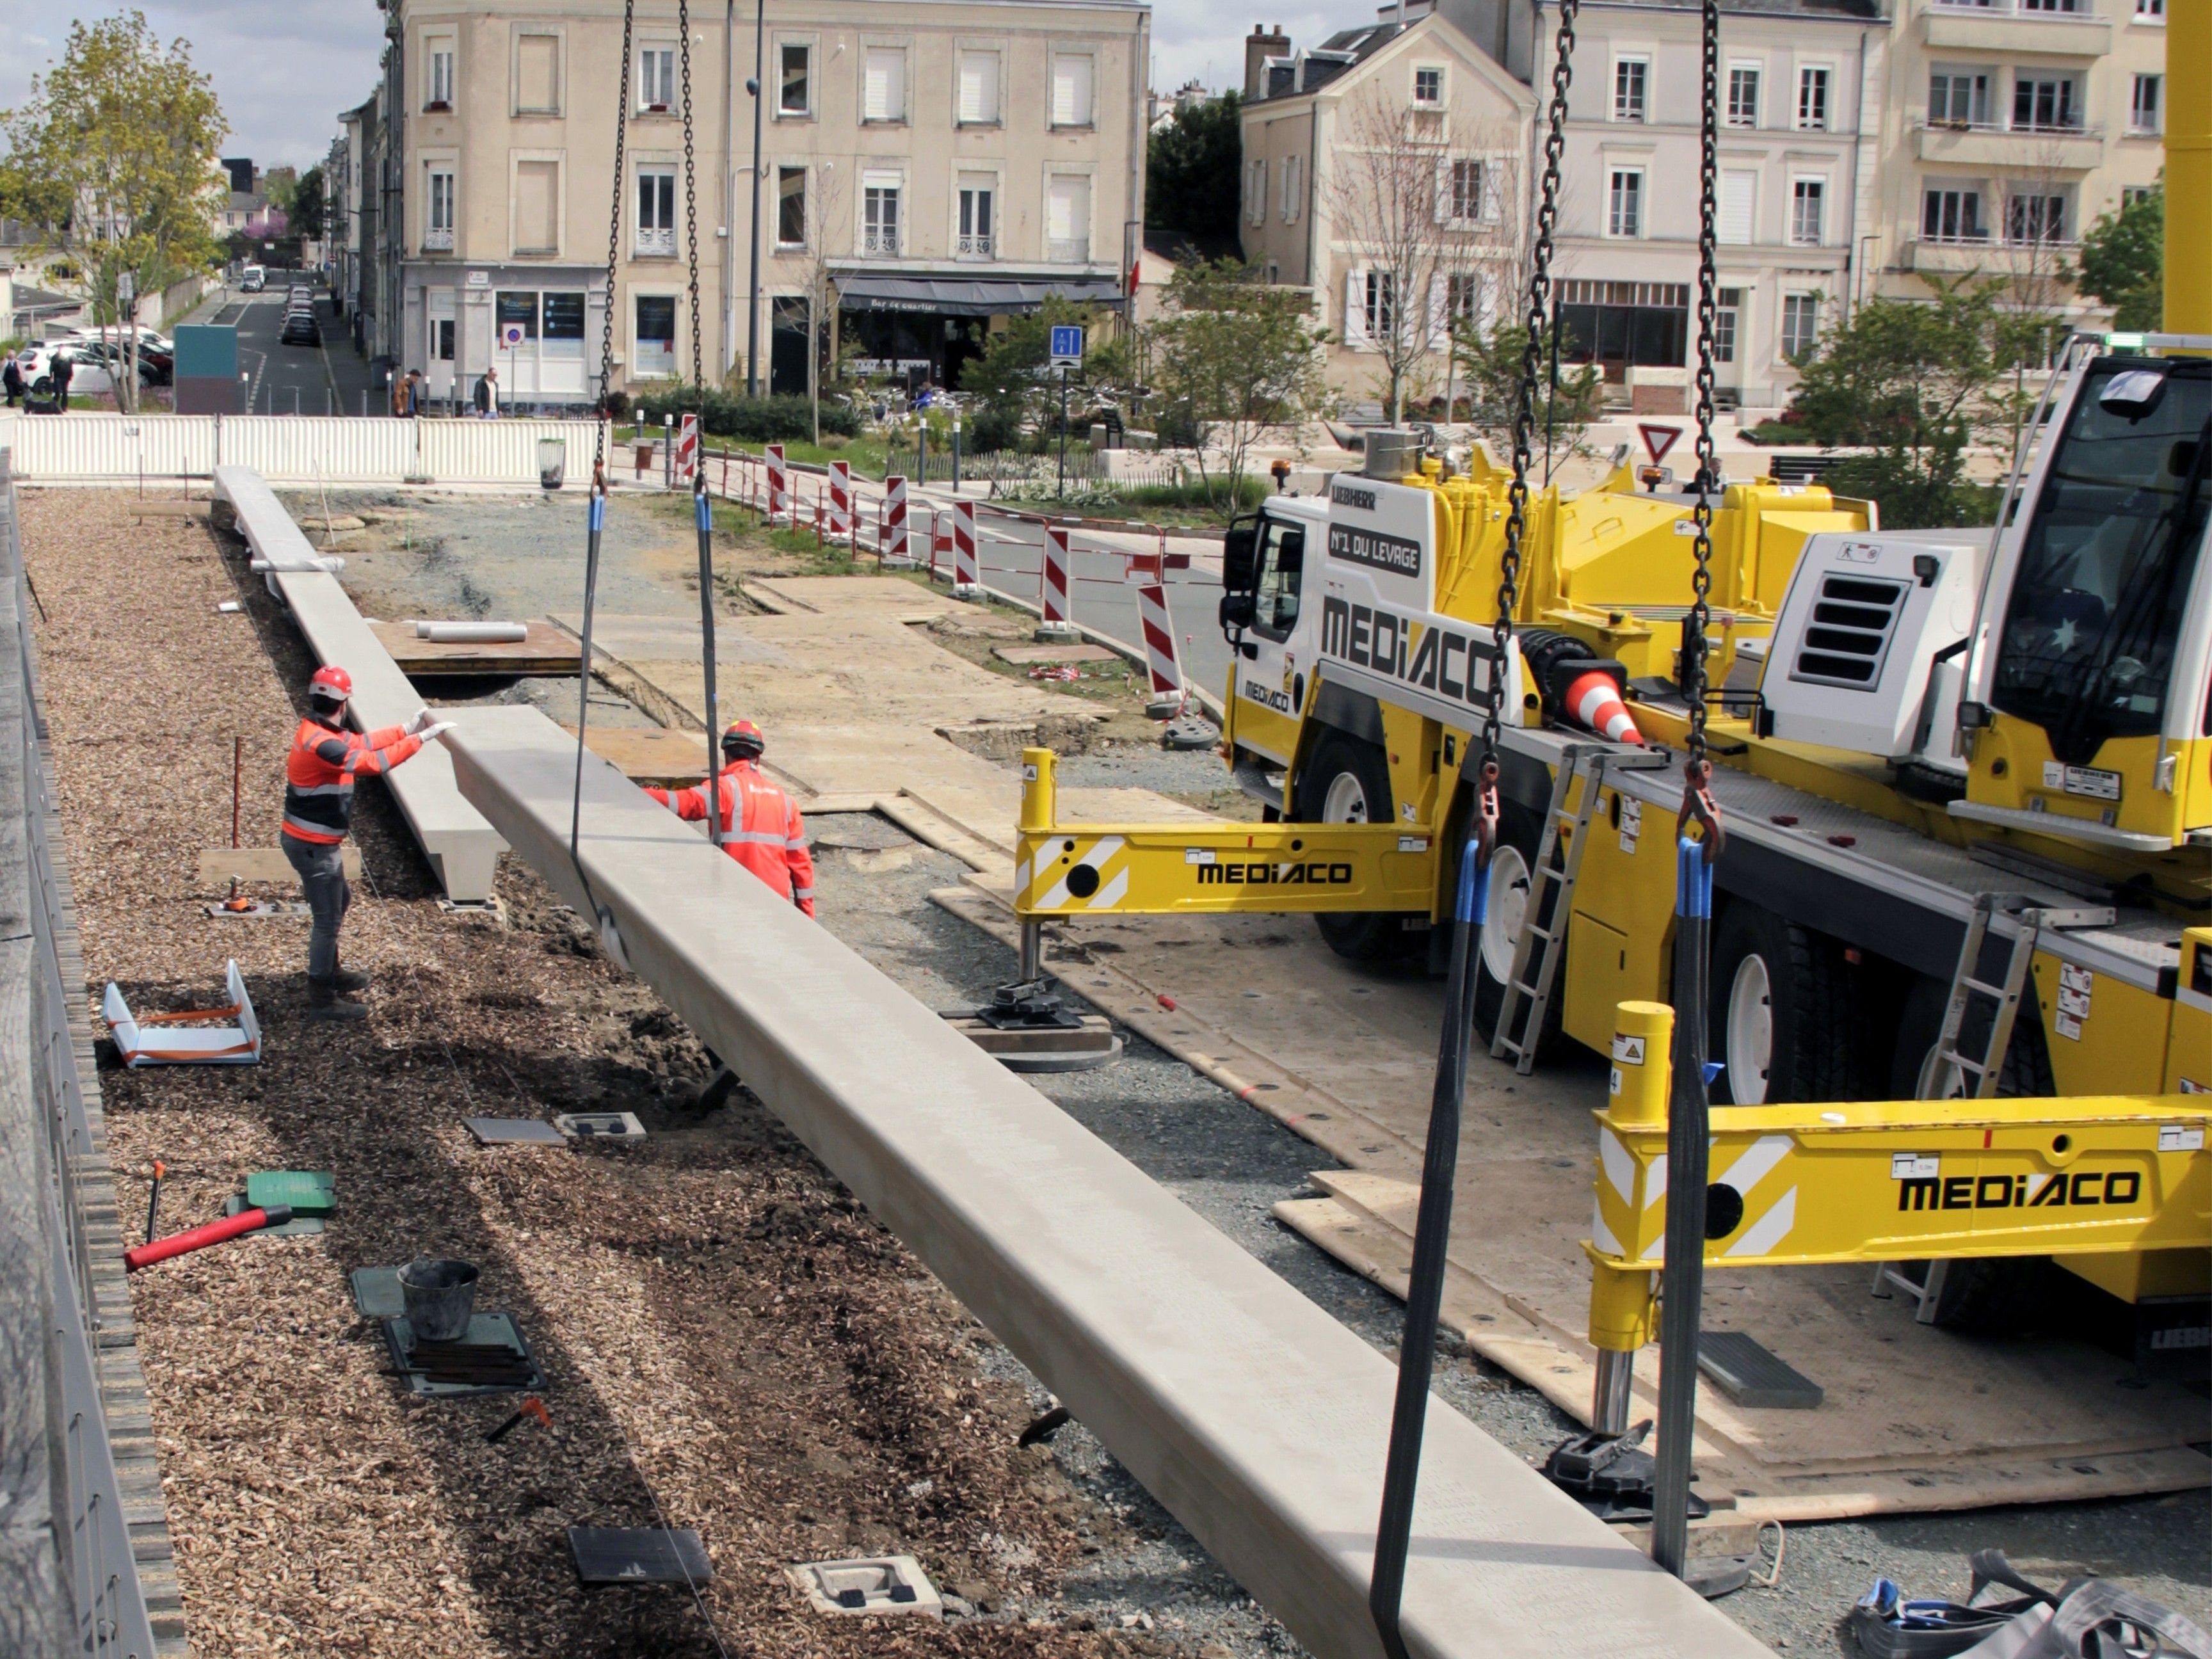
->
[281, 664, 454, 1020]
[645, 719, 817, 917]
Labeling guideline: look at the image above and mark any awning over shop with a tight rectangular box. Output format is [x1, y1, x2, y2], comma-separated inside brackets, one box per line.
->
[830, 273, 1124, 316]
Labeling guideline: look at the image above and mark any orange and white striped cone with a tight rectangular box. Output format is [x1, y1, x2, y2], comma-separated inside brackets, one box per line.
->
[1563, 669, 1643, 745]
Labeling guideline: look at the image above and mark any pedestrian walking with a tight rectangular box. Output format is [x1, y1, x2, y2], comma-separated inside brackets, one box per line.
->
[1, 355, 20, 408]
[51, 349, 74, 412]
[280, 665, 454, 1020]
[472, 365, 499, 418]
[644, 719, 817, 916]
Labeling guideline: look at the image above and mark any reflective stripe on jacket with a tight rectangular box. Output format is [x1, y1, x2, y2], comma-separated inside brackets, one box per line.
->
[647, 758, 817, 917]
[282, 714, 423, 844]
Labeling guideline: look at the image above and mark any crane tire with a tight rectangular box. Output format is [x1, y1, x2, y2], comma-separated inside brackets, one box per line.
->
[1297, 732, 1404, 962]
[1706, 901, 1856, 1105]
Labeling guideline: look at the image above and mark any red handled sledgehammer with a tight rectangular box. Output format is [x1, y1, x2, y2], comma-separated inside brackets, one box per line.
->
[125, 1205, 294, 1272]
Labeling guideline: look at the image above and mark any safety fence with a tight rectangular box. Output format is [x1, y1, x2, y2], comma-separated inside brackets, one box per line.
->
[0, 451, 175, 1656]
[0, 412, 602, 489]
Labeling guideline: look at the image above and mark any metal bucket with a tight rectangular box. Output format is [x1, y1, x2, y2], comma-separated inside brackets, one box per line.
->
[398, 1258, 479, 1342]
[537, 435, 567, 491]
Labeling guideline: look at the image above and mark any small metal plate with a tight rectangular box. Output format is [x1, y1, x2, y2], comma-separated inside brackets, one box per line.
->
[380, 1311, 544, 1398]
[554, 1110, 647, 1140]
[570, 1526, 714, 1586]
[1699, 1330, 1823, 1409]
[350, 1265, 406, 1318]
[463, 1117, 566, 1146]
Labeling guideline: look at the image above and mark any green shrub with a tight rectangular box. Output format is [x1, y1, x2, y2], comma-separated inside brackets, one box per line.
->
[633, 386, 859, 441]
[966, 404, 1027, 454]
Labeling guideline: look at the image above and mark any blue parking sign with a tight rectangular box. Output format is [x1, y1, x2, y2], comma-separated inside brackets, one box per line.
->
[1049, 325, 1084, 366]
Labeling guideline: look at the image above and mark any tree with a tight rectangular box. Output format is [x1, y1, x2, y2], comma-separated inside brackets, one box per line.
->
[1789, 276, 2007, 528]
[1148, 260, 1328, 505]
[1, 13, 227, 412]
[1320, 91, 1525, 425]
[1146, 92, 1242, 259]
[957, 296, 1133, 452]
[2071, 184, 2161, 332]
[292, 164, 326, 241]
[1451, 317, 1603, 479]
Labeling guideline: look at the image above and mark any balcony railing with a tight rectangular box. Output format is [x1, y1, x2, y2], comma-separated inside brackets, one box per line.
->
[1918, 228, 2080, 248]
[424, 225, 454, 251]
[956, 233, 995, 260]
[862, 227, 901, 257]
[636, 227, 676, 257]
[1917, 116, 2100, 138]
[1047, 237, 1089, 264]
[1928, 0, 2101, 16]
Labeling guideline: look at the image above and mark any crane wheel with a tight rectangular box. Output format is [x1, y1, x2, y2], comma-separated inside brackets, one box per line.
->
[1297, 732, 1407, 962]
[1705, 901, 1856, 1105]
[1470, 800, 1569, 1061]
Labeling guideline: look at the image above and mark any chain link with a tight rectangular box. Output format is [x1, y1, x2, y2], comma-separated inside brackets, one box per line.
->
[680, 0, 703, 404]
[594, 0, 637, 488]
[1676, 0, 1725, 859]
[1491, 0, 1579, 771]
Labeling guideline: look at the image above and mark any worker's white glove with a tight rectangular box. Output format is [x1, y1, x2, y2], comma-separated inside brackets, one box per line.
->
[405, 709, 437, 735]
[417, 721, 458, 744]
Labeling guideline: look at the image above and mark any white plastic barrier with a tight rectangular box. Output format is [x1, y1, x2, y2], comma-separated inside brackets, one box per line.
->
[3, 414, 602, 487]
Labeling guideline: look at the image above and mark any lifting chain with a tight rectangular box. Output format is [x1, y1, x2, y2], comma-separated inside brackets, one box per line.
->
[680, 0, 704, 407]
[1678, 0, 1724, 860]
[593, 0, 638, 495]
[1484, 0, 1582, 863]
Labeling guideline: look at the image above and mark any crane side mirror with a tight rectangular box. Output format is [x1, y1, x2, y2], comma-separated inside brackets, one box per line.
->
[2098, 369, 2166, 421]
[1222, 524, 1259, 593]
[1219, 592, 1256, 632]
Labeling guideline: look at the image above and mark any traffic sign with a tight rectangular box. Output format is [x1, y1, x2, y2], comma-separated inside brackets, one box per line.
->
[1049, 325, 1084, 367]
[501, 323, 526, 348]
[1637, 423, 1681, 465]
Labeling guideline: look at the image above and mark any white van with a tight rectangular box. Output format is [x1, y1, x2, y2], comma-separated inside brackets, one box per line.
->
[240, 264, 266, 293]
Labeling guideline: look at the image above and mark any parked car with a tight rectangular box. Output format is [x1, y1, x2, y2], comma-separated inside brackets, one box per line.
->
[239, 264, 266, 293]
[279, 310, 321, 348]
[64, 328, 175, 384]
[11, 344, 117, 399]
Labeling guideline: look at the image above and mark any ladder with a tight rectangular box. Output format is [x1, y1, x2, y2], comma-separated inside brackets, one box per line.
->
[1872, 892, 2114, 1320]
[1489, 748, 1605, 1074]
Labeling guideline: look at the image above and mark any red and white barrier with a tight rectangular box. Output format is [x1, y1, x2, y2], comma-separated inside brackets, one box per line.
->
[766, 444, 789, 524]
[1135, 582, 1183, 709]
[952, 499, 981, 594]
[1040, 527, 1077, 636]
[677, 413, 700, 482]
[884, 476, 910, 563]
[828, 460, 851, 538]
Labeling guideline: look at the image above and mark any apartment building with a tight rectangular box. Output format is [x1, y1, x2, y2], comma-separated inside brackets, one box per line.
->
[1873, 0, 2166, 316]
[369, 0, 1146, 409]
[1239, 15, 1538, 407]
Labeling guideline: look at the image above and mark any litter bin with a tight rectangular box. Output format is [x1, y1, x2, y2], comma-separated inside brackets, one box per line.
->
[538, 435, 566, 491]
[398, 1258, 480, 1342]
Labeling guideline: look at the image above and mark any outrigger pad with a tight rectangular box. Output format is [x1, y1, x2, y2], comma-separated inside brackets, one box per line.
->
[101, 961, 262, 1066]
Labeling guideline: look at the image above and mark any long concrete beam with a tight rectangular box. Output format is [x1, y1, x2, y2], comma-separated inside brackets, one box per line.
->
[443, 703, 1770, 1659]
[212, 467, 504, 901]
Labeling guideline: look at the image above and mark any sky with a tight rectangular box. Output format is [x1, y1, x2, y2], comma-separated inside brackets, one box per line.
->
[0, 1, 1369, 175]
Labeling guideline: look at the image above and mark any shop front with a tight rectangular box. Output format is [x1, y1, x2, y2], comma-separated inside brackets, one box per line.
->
[824, 273, 1125, 397]
[403, 265, 607, 412]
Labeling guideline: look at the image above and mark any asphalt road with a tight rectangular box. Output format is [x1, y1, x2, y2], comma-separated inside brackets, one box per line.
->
[202, 282, 382, 418]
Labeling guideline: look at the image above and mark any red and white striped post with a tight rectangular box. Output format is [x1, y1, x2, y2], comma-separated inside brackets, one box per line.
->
[1136, 582, 1185, 717]
[1038, 526, 1078, 641]
[929, 509, 947, 580]
[883, 476, 911, 565]
[828, 460, 851, 538]
[951, 499, 981, 596]
[766, 444, 789, 525]
[677, 413, 700, 483]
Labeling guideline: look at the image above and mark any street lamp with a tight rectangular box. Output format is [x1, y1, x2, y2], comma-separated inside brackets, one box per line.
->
[744, 0, 765, 396]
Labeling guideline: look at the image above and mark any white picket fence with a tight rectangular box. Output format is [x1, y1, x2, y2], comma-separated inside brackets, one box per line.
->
[0, 412, 603, 488]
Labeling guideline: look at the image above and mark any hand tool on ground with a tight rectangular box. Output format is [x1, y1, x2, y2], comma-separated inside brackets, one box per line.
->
[124, 1204, 293, 1271]
[143, 1159, 164, 1245]
[486, 1396, 551, 1443]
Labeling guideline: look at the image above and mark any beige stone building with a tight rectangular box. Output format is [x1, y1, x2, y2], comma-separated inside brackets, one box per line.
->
[1870, 0, 2167, 321]
[1239, 14, 1538, 412]
[377, 0, 1147, 408]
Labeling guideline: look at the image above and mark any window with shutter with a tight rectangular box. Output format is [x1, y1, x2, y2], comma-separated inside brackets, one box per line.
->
[1047, 176, 1089, 262]
[516, 35, 559, 113]
[1247, 158, 1266, 227]
[958, 52, 1000, 124]
[514, 159, 557, 252]
[1343, 271, 1369, 346]
[863, 48, 905, 122]
[1719, 170, 1756, 244]
[1283, 156, 1301, 223]
[1051, 54, 1094, 127]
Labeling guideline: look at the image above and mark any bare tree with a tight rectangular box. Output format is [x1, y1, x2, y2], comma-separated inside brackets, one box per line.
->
[1320, 92, 1526, 424]
[1987, 136, 2076, 460]
[793, 161, 847, 443]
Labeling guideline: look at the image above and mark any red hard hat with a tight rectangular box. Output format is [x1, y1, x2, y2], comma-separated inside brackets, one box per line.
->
[309, 664, 353, 702]
[721, 718, 765, 757]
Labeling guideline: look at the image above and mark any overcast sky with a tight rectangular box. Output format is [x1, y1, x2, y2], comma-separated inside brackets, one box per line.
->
[0, 2, 1368, 175]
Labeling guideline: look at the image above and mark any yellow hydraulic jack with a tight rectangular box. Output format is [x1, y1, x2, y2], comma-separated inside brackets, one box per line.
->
[1580, 1000, 2212, 1436]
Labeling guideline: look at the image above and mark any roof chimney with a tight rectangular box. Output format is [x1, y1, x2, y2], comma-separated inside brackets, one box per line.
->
[1245, 24, 1292, 99]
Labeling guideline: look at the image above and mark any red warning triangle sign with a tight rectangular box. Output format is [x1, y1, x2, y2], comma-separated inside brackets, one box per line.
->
[1638, 423, 1682, 465]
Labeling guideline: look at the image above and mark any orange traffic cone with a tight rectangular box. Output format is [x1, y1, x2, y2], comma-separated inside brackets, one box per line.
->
[1564, 669, 1643, 745]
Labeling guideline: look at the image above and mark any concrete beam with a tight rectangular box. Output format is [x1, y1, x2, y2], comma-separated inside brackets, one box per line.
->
[444, 703, 1771, 1659]
[212, 467, 504, 901]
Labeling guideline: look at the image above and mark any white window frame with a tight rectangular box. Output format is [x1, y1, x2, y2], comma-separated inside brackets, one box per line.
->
[956, 47, 1002, 126]
[1780, 291, 1820, 361]
[1789, 175, 1827, 246]
[955, 171, 999, 259]
[1247, 157, 1267, 227]
[511, 27, 564, 117]
[2133, 0, 2163, 19]
[1412, 65, 1445, 108]
[860, 168, 904, 256]
[1045, 169, 1094, 264]
[1613, 54, 1650, 122]
[1436, 157, 1493, 225]
[2012, 72, 2081, 132]
[1050, 50, 1096, 129]
[1726, 61, 1761, 128]
[861, 43, 909, 125]
[1928, 65, 1994, 127]
[774, 163, 808, 250]
[1795, 63, 1832, 131]
[424, 36, 456, 111]
[1607, 167, 1646, 237]
[635, 161, 678, 257]
[637, 43, 677, 113]
[776, 38, 815, 119]
[1922, 182, 1987, 243]
[424, 161, 457, 252]
[1282, 154, 1302, 223]
[2129, 74, 2161, 134]
[508, 148, 565, 255]
[1714, 288, 1742, 365]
